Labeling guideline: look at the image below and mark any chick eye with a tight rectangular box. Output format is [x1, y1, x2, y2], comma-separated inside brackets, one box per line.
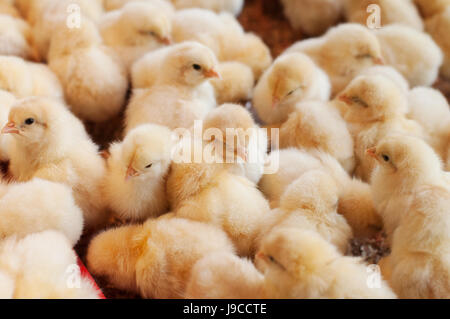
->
[268, 256, 276, 263]
[193, 64, 202, 71]
[382, 154, 390, 162]
[356, 53, 372, 59]
[145, 163, 153, 169]
[351, 96, 369, 108]
[24, 118, 35, 125]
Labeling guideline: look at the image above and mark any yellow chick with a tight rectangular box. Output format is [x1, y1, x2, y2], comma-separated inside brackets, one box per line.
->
[344, 0, 423, 30]
[87, 217, 235, 298]
[253, 52, 331, 125]
[168, 0, 244, 15]
[3, 97, 108, 229]
[0, 231, 100, 299]
[257, 228, 397, 299]
[358, 65, 410, 95]
[185, 252, 264, 299]
[425, 6, 450, 80]
[210, 61, 254, 104]
[48, 18, 128, 123]
[285, 23, 383, 95]
[280, 0, 343, 36]
[0, 14, 33, 59]
[279, 100, 355, 174]
[336, 74, 424, 182]
[413, 0, 450, 18]
[375, 24, 443, 87]
[0, 90, 15, 161]
[103, 124, 174, 222]
[103, 0, 173, 11]
[99, 1, 173, 71]
[369, 135, 450, 298]
[0, 178, 83, 245]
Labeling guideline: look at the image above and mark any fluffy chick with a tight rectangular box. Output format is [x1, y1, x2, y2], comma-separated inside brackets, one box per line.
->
[103, 124, 174, 222]
[0, 231, 100, 299]
[257, 228, 397, 299]
[425, 6, 450, 80]
[48, 18, 128, 123]
[0, 179, 83, 245]
[4, 97, 108, 229]
[99, 1, 173, 70]
[413, 0, 450, 18]
[369, 135, 450, 298]
[168, 0, 244, 15]
[279, 100, 355, 174]
[375, 24, 443, 87]
[103, 0, 173, 11]
[358, 65, 410, 94]
[87, 217, 235, 298]
[344, 0, 423, 30]
[253, 52, 331, 125]
[280, 0, 343, 36]
[285, 23, 383, 95]
[0, 14, 33, 59]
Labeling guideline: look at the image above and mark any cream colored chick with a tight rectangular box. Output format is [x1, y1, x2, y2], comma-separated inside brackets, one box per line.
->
[103, 0, 173, 11]
[286, 23, 384, 95]
[169, 0, 244, 15]
[0, 179, 83, 245]
[336, 75, 423, 182]
[426, 7, 450, 80]
[0, 14, 33, 59]
[99, 1, 173, 70]
[369, 135, 450, 298]
[259, 149, 382, 238]
[280, 0, 343, 36]
[4, 97, 108, 229]
[48, 18, 128, 123]
[185, 252, 264, 299]
[344, 0, 423, 30]
[210, 61, 254, 104]
[87, 217, 235, 298]
[0, 90, 15, 161]
[103, 124, 174, 222]
[0, 231, 100, 299]
[257, 228, 397, 299]
[0, 56, 63, 99]
[375, 24, 443, 87]
[358, 65, 410, 94]
[253, 52, 331, 125]
[413, 0, 450, 18]
[279, 100, 355, 174]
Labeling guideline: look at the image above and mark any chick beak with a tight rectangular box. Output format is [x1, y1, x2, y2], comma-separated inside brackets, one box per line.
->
[255, 251, 266, 261]
[159, 36, 171, 45]
[204, 69, 220, 79]
[373, 57, 384, 65]
[272, 97, 280, 109]
[2, 121, 19, 134]
[338, 94, 352, 105]
[125, 165, 139, 180]
[366, 147, 378, 160]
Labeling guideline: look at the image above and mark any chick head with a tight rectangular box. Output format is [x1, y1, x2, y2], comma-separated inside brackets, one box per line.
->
[122, 124, 174, 180]
[268, 53, 318, 109]
[337, 75, 408, 122]
[202, 104, 255, 162]
[168, 42, 220, 86]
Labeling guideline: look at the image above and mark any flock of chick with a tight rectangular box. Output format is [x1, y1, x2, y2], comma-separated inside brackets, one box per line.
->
[0, 0, 449, 299]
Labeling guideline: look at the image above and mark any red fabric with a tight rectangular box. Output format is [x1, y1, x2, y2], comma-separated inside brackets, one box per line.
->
[77, 258, 106, 299]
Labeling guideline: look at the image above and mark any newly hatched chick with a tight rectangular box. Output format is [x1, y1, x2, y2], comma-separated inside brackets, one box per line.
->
[48, 18, 128, 123]
[369, 135, 450, 298]
[103, 124, 174, 222]
[99, 1, 173, 70]
[87, 217, 235, 298]
[0, 90, 15, 161]
[279, 100, 355, 174]
[103, 0, 173, 11]
[0, 14, 33, 59]
[0, 179, 83, 245]
[263, 170, 353, 253]
[169, 0, 244, 15]
[425, 6, 450, 80]
[280, 0, 343, 36]
[257, 228, 397, 299]
[185, 252, 264, 299]
[358, 65, 410, 94]
[336, 75, 424, 182]
[253, 52, 331, 125]
[375, 24, 443, 87]
[285, 23, 383, 95]
[413, 0, 450, 18]
[344, 0, 423, 30]
[0, 231, 99, 299]
[210, 61, 254, 104]
[4, 97, 108, 229]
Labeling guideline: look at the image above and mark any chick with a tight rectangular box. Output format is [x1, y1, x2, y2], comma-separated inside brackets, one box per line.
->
[185, 252, 264, 299]
[344, 0, 423, 30]
[0, 0, 19, 17]
[210, 61, 254, 104]
[413, 0, 450, 18]
[257, 228, 397, 299]
[4, 97, 108, 229]
[285, 23, 383, 95]
[103, 0, 173, 12]
[280, 0, 343, 36]
[253, 52, 331, 125]
[0, 90, 15, 161]
[87, 217, 235, 298]
[279, 100, 355, 174]
[99, 1, 174, 70]
[0, 179, 83, 245]
[0, 14, 33, 59]
[168, 0, 244, 15]
[425, 6, 450, 80]
[369, 135, 450, 298]
[48, 18, 128, 123]
[103, 124, 174, 222]
[358, 65, 410, 94]
[0, 231, 100, 299]
[336, 75, 424, 181]
[375, 24, 443, 87]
